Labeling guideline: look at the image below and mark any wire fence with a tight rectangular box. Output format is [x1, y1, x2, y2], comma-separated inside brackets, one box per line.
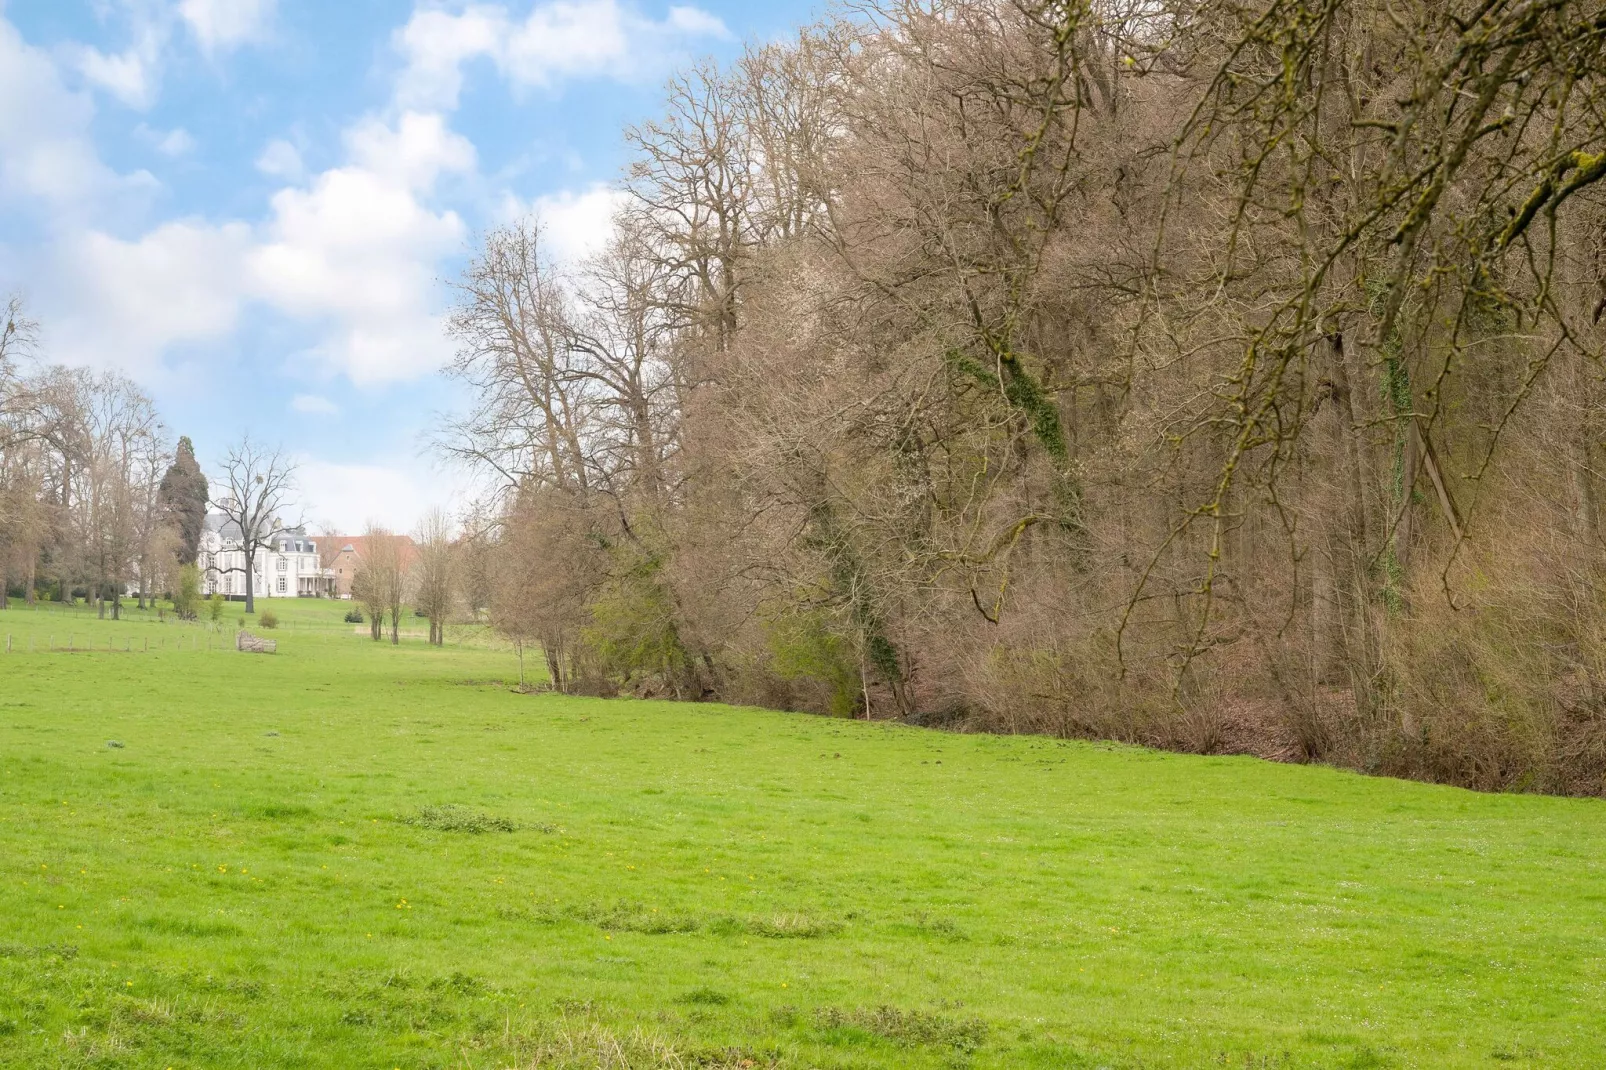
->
[1, 601, 510, 654]
[3, 629, 238, 655]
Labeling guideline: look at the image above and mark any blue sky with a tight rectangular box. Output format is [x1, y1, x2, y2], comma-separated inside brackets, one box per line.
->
[0, 0, 818, 532]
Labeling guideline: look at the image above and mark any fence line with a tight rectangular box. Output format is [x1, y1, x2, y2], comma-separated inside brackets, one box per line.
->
[2, 630, 240, 654]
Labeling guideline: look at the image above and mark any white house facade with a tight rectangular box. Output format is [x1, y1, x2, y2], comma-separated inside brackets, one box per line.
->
[198, 514, 335, 599]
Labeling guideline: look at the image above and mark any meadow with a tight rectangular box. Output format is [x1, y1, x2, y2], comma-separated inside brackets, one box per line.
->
[0, 598, 1602, 1069]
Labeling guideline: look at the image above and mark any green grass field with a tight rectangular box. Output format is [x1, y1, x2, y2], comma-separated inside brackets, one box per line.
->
[1, 598, 1602, 1068]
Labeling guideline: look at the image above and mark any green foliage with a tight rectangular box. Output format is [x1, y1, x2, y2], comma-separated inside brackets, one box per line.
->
[157, 437, 209, 566]
[257, 610, 279, 630]
[943, 348, 1087, 548]
[343, 607, 364, 624]
[1369, 278, 1416, 616]
[581, 554, 694, 689]
[207, 594, 224, 622]
[803, 500, 904, 693]
[171, 563, 201, 620]
[766, 610, 861, 716]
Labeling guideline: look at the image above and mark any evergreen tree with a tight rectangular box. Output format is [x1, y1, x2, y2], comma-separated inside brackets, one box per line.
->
[158, 436, 208, 566]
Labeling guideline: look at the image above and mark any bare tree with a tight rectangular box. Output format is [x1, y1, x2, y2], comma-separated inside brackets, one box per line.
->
[413, 508, 455, 646]
[436, 0, 1606, 795]
[208, 436, 298, 614]
[354, 524, 408, 644]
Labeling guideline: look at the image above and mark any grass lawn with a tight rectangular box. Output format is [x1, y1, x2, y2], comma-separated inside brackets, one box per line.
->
[0, 598, 1602, 1068]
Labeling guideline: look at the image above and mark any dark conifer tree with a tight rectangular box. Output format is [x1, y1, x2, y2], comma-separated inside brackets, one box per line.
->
[158, 436, 208, 565]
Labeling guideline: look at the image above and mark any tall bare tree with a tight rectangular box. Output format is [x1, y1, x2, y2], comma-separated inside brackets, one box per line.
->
[439, 0, 1606, 795]
[353, 524, 408, 645]
[413, 508, 455, 646]
[208, 436, 298, 614]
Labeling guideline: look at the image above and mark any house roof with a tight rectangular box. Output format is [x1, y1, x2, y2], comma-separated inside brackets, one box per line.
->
[203, 513, 244, 542]
[204, 514, 318, 552]
[319, 534, 421, 570]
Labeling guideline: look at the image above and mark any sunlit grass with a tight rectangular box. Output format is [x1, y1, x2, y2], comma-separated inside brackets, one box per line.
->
[0, 598, 1602, 1068]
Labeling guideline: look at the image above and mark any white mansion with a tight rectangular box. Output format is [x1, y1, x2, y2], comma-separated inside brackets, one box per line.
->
[198, 513, 336, 599]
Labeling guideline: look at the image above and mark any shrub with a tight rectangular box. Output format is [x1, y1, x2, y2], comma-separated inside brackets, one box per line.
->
[172, 564, 201, 620]
[258, 610, 279, 630]
[767, 610, 861, 717]
[582, 553, 697, 694]
[207, 594, 224, 622]
[343, 608, 364, 624]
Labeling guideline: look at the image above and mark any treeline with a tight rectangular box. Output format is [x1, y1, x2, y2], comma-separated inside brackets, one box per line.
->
[0, 300, 207, 616]
[442, 0, 1602, 796]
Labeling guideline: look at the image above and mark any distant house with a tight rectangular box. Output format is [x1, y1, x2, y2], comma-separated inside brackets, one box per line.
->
[319, 534, 420, 599]
[198, 514, 336, 599]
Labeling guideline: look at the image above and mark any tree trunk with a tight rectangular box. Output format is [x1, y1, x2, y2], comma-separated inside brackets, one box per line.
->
[1568, 359, 1601, 547]
[1328, 334, 1381, 719]
[245, 553, 255, 614]
[544, 636, 565, 692]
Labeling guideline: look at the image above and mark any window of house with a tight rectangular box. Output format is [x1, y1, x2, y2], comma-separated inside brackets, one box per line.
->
[277, 558, 287, 571]
[277, 577, 287, 593]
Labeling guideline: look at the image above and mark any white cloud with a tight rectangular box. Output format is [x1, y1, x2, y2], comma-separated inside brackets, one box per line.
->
[48, 219, 253, 373]
[392, 6, 505, 111]
[72, 34, 165, 110]
[64, 0, 274, 114]
[515, 182, 626, 262]
[297, 458, 465, 534]
[137, 124, 197, 156]
[158, 127, 197, 156]
[180, 0, 277, 52]
[44, 121, 468, 386]
[345, 111, 476, 190]
[255, 138, 304, 180]
[291, 393, 339, 416]
[0, 18, 136, 208]
[248, 112, 472, 384]
[394, 0, 731, 110]
[666, 5, 728, 36]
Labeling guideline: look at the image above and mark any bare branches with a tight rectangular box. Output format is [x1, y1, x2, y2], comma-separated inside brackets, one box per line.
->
[209, 436, 298, 614]
[437, 0, 1606, 791]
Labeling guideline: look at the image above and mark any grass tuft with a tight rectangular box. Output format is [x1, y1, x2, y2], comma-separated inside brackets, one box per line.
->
[814, 1005, 989, 1051]
[674, 986, 730, 1006]
[403, 803, 517, 833]
[743, 913, 844, 939]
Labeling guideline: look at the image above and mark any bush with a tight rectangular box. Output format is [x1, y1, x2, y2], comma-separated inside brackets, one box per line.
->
[172, 564, 201, 620]
[258, 610, 279, 630]
[343, 608, 364, 624]
[208, 594, 224, 622]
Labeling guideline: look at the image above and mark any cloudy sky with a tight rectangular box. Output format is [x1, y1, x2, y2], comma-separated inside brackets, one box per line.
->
[0, 0, 815, 533]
